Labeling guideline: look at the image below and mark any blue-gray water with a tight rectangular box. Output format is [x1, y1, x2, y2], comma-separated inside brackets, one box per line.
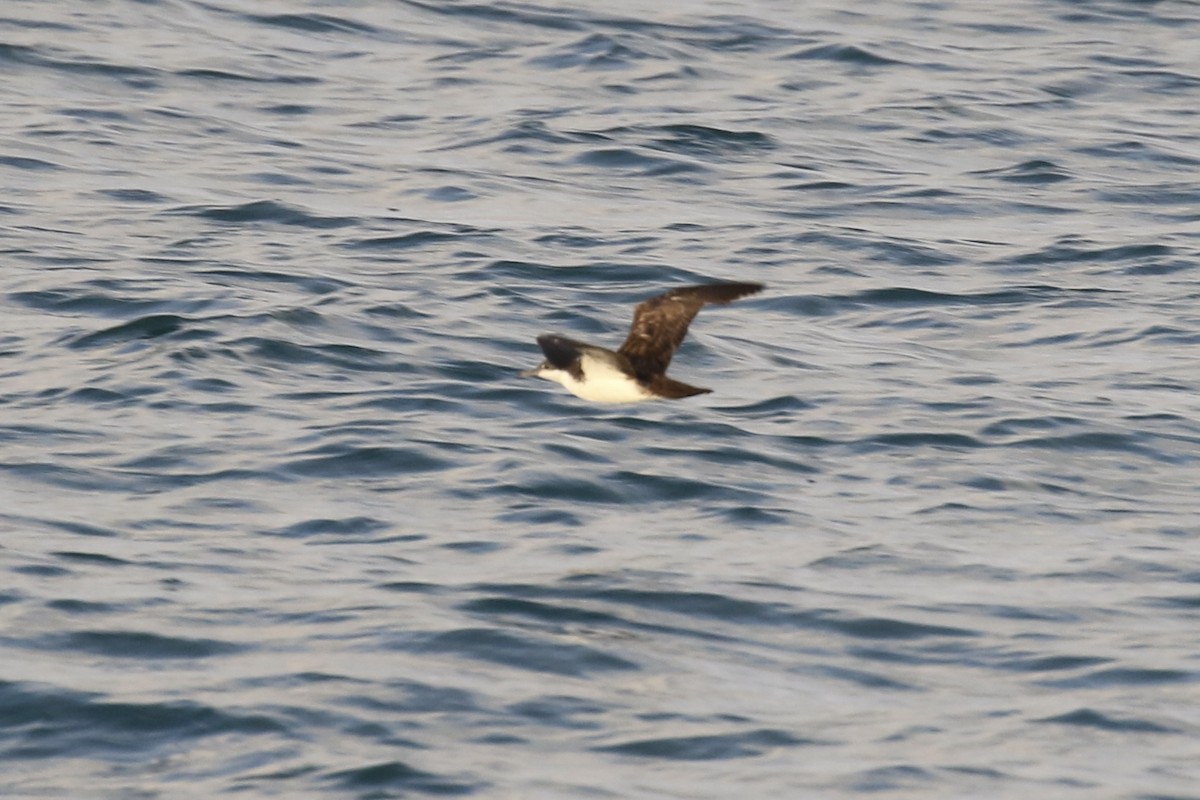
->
[3, 0, 1199, 797]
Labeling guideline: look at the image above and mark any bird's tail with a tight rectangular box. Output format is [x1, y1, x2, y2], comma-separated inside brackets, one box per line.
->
[648, 376, 711, 399]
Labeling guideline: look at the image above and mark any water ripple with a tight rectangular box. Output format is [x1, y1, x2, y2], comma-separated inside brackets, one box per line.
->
[326, 760, 476, 795]
[174, 200, 359, 228]
[597, 728, 813, 760]
[0, 681, 284, 759]
[410, 628, 637, 676]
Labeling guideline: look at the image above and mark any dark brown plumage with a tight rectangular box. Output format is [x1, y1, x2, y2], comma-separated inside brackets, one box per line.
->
[617, 282, 765, 384]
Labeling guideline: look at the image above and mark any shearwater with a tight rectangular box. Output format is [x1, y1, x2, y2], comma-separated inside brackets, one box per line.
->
[521, 282, 764, 403]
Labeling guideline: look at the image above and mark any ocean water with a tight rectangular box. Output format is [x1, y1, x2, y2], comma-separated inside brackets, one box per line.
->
[2, 0, 1199, 797]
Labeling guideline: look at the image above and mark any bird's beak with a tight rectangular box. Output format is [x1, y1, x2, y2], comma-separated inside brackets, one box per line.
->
[519, 367, 539, 378]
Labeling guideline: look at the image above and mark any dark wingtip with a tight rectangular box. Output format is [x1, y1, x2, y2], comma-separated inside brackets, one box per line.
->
[718, 281, 765, 298]
[676, 281, 764, 305]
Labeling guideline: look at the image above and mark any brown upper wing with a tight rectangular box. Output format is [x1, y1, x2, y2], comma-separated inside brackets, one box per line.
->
[617, 282, 763, 380]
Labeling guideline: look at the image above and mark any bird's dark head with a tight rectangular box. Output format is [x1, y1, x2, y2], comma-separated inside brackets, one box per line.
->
[522, 334, 583, 382]
[534, 334, 583, 370]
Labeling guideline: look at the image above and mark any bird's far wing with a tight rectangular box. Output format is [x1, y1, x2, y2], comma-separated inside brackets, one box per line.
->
[617, 282, 763, 379]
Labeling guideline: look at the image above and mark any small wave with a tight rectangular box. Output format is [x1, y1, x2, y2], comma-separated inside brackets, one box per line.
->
[1074, 139, 1200, 168]
[765, 284, 1112, 318]
[816, 664, 917, 691]
[2, 458, 125, 493]
[998, 654, 1110, 672]
[410, 628, 638, 676]
[507, 694, 605, 727]
[972, 158, 1073, 185]
[46, 630, 243, 659]
[914, 125, 1032, 147]
[1007, 431, 1172, 462]
[527, 32, 669, 70]
[716, 394, 814, 416]
[803, 610, 977, 640]
[67, 387, 134, 404]
[642, 442, 815, 474]
[426, 185, 477, 202]
[282, 445, 450, 478]
[19, 515, 119, 538]
[0, 41, 156, 84]
[503, 584, 789, 627]
[1145, 593, 1200, 610]
[175, 68, 318, 85]
[497, 506, 585, 527]
[597, 728, 811, 760]
[719, 505, 792, 524]
[45, 599, 116, 614]
[1035, 708, 1179, 734]
[197, 268, 350, 295]
[399, 0, 583, 32]
[600, 123, 777, 161]
[0, 680, 284, 759]
[347, 230, 465, 249]
[848, 765, 934, 792]
[68, 314, 185, 349]
[857, 432, 985, 452]
[11, 285, 206, 317]
[1097, 184, 1200, 210]
[269, 516, 391, 538]
[326, 760, 476, 795]
[1038, 667, 1195, 689]
[784, 43, 903, 67]
[0, 155, 61, 171]
[611, 469, 770, 503]
[442, 118, 591, 152]
[459, 596, 622, 626]
[96, 188, 168, 203]
[1005, 239, 1173, 267]
[239, 337, 400, 372]
[466, 258, 604, 283]
[171, 200, 358, 229]
[574, 147, 706, 177]
[482, 473, 625, 504]
[0, 42, 44, 65]
[244, 12, 379, 35]
[52, 550, 131, 567]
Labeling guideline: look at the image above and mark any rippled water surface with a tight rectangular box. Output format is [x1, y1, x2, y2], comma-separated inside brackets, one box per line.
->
[3, 0, 1200, 797]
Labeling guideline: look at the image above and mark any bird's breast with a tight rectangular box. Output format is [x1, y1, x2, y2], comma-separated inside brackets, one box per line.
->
[568, 352, 655, 403]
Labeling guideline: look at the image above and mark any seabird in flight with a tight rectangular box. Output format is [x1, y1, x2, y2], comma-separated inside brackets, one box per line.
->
[521, 281, 764, 403]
